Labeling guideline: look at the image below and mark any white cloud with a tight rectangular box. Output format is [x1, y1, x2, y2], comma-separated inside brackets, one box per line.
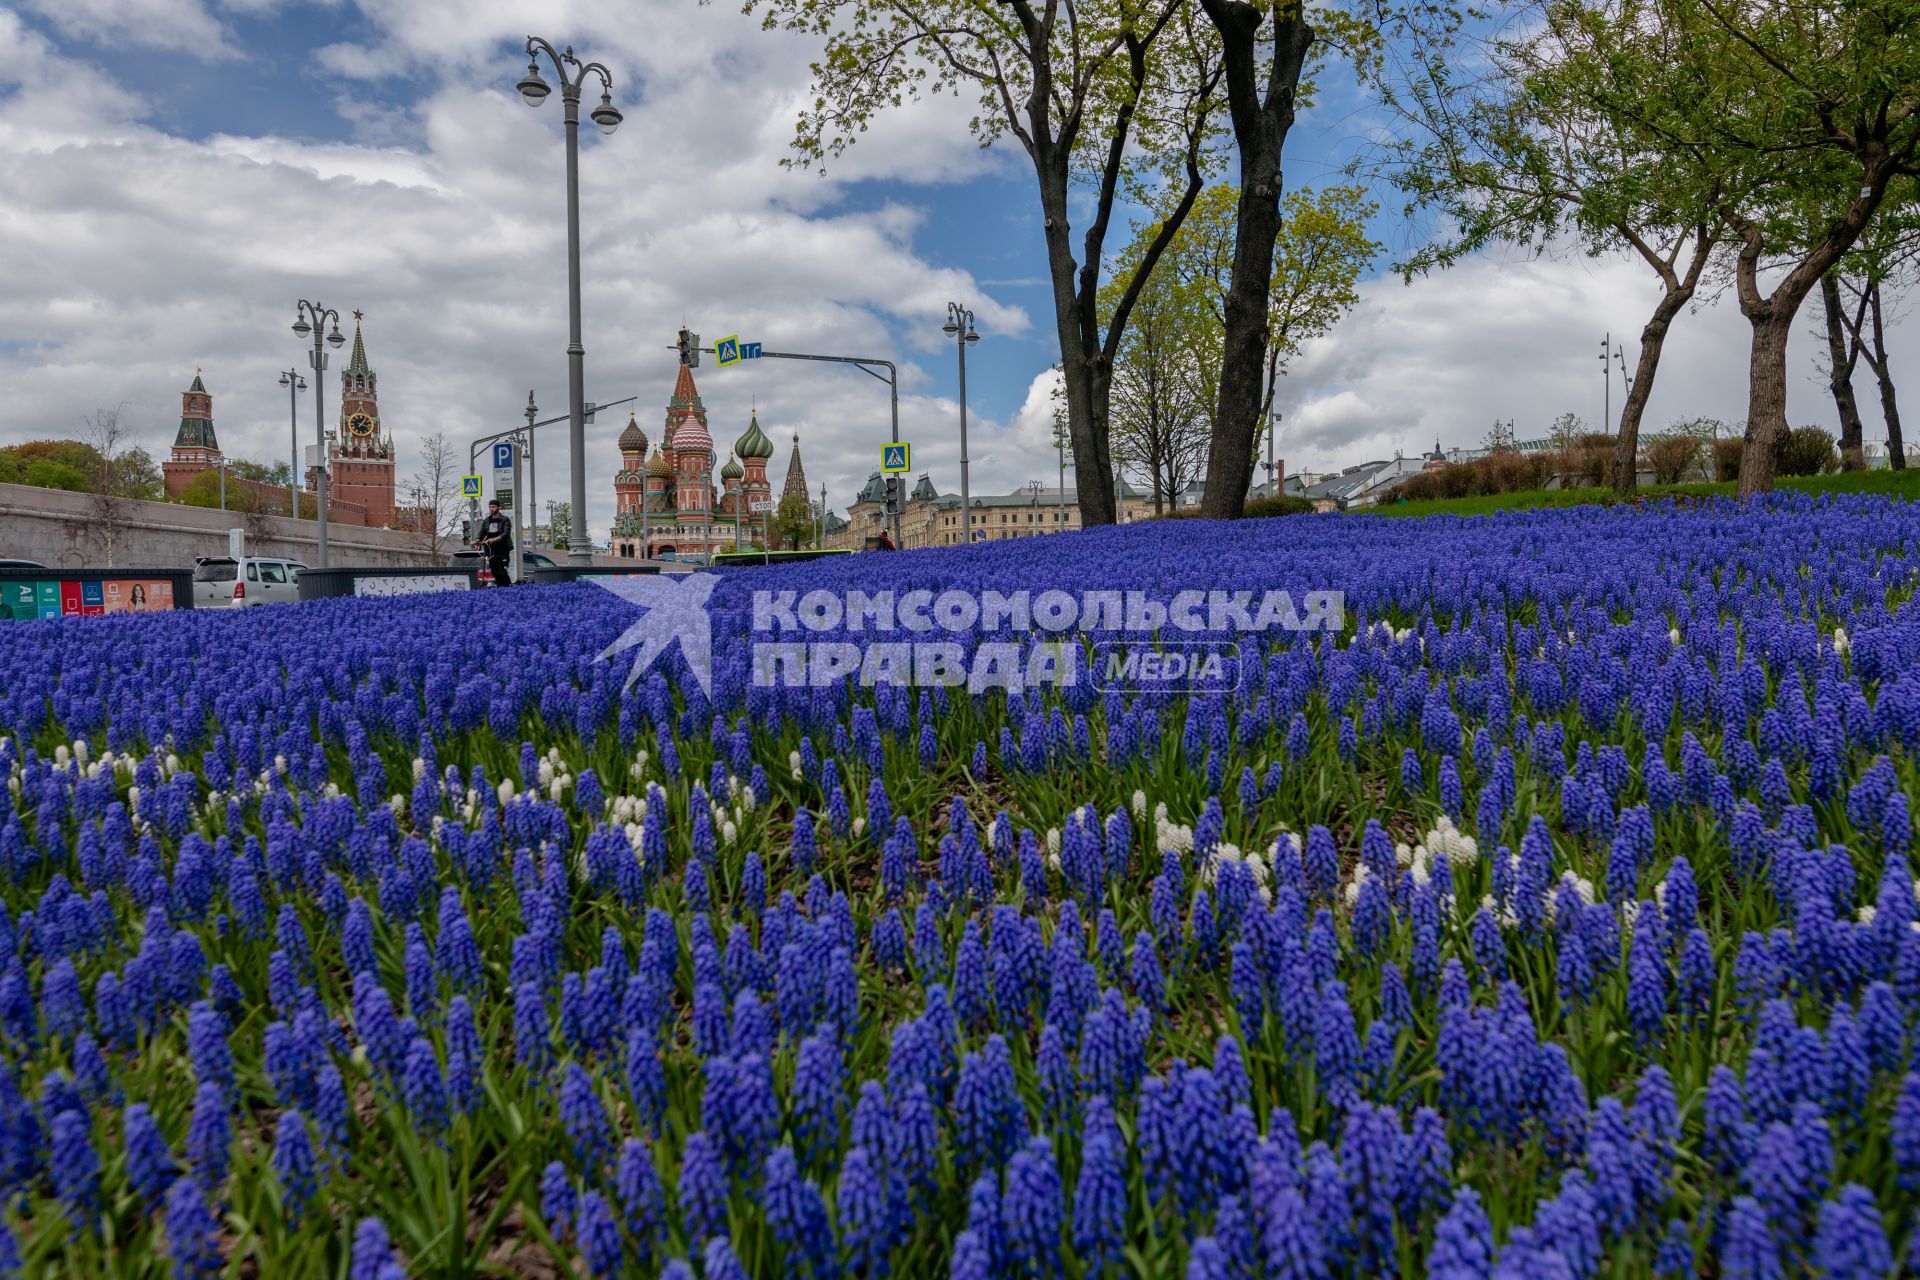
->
[16, 0, 239, 57]
[0, 1, 1036, 544]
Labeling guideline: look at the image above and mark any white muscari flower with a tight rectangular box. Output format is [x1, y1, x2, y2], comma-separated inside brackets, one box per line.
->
[723, 820, 738, 845]
[411, 757, 425, 782]
[127, 785, 141, 809]
[852, 817, 866, 839]
[1669, 627, 1681, 646]
[1047, 828, 1061, 857]
[165, 754, 180, 774]
[1395, 841, 1413, 868]
[538, 758, 556, 786]
[1834, 626, 1851, 656]
[1858, 904, 1877, 925]
[275, 754, 288, 775]
[741, 784, 758, 811]
[72, 739, 87, 763]
[390, 793, 408, 817]
[498, 779, 516, 804]
[54, 745, 69, 767]
[1131, 790, 1147, 819]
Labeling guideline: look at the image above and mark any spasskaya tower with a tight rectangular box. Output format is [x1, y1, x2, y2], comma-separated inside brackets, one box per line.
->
[330, 310, 397, 526]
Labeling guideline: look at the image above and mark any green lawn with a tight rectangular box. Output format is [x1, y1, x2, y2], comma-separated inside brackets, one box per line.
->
[1360, 467, 1920, 518]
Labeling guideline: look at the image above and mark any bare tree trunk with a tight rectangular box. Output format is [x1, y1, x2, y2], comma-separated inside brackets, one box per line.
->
[1014, 4, 1213, 528]
[1871, 282, 1906, 469]
[1197, 0, 1312, 520]
[1733, 153, 1896, 498]
[1820, 272, 1868, 468]
[1736, 311, 1796, 496]
[1612, 229, 1713, 494]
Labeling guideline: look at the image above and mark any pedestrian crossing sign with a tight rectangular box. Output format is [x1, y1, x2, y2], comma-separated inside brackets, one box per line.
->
[881, 443, 911, 473]
[461, 474, 481, 498]
[715, 335, 741, 367]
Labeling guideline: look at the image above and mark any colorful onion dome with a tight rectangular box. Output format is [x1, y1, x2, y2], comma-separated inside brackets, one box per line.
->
[734, 411, 774, 460]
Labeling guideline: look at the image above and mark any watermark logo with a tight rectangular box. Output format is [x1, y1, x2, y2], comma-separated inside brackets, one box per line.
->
[592, 579, 1339, 695]
[594, 572, 719, 695]
[1091, 641, 1244, 693]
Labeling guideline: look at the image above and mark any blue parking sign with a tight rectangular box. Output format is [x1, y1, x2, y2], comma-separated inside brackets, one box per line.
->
[492, 442, 514, 469]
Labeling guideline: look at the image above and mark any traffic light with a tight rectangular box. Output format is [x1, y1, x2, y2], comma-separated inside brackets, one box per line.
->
[885, 476, 902, 515]
[677, 327, 700, 368]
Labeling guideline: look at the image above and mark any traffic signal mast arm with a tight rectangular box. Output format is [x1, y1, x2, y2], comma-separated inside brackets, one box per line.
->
[673, 334, 904, 546]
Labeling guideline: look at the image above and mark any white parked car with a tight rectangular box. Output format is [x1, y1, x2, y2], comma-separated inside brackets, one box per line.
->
[192, 556, 308, 608]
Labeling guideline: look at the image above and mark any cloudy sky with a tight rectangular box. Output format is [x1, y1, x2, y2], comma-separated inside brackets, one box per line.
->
[0, 0, 1909, 542]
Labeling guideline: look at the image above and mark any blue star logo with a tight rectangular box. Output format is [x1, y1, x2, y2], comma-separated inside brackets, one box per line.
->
[590, 572, 720, 696]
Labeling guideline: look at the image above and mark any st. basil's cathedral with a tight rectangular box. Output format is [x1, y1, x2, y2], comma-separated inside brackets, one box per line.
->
[609, 362, 810, 559]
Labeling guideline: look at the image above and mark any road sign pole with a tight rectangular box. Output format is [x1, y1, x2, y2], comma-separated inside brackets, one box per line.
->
[889, 367, 902, 548]
[511, 440, 526, 583]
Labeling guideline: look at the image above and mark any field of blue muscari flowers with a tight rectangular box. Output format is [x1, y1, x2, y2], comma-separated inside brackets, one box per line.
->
[1, 491, 1918, 1278]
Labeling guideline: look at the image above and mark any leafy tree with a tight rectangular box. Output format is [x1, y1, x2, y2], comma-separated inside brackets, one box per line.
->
[1104, 182, 1374, 513]
[16, 458, 89, 492]
[743, 0, 1227, 525]
[1369, 0, 1729, 496]
[179, 469, 261, 512]
[772, 492, 817, 550]
[227, 457, 292, 488]
[1099, 243, 1209, 516]
[1618, 0, 1920, 495]
[1832, 182, 1920, 468]
[546, 502, 573, 551]
[1192, 0, 1317, 518]
[1170, 182, 1376, 494]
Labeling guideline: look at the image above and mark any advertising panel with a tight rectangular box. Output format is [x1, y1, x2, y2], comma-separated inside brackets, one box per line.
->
[0, 577, 183, 619]
[101, 580, 175, 614]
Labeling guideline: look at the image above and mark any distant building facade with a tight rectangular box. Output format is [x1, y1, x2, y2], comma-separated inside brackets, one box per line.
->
[828, 473, 1151, 551]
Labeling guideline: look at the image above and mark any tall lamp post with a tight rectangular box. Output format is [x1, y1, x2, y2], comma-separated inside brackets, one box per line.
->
[942, 302, 979, 541]
[291, 302, 346, 567]
[515, 36, 624, 568]
[278, 369, 305, 517]
[1599, 332, 1612, 434]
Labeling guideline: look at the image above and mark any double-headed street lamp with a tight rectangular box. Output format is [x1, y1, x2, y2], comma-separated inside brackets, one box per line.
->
[291, 302, 346, 566]
[516, 36, 623, 568]
[942, 302, 980, 541]
[278, 369, 306, 518]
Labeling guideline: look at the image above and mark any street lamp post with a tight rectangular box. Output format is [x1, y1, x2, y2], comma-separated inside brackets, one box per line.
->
[1600, 332, 1612, 434]
[942, 302, 979, 542]
[217, 457, 226, 513]
[278, 369, 305, 517]
[291, 302, 346, 567]
[516, 36, 623, 568]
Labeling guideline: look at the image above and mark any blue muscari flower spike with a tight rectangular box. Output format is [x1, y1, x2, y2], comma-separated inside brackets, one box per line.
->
[540, 1160, 576, 1242]
[348, 1216, 402, 1280]
[1004, 1136, 1065, 1280]
[272, 1111, 316, 1226]
[163, 1177, 222, 1280]
[185, 1081, 229, 1197]
[1809, 1183, 1892, 1280]
[615, 1137, 667, 1262]
[679, 1131, 729, 1253]
[578, 1189, 622, 1278]
[49, 1107, 99, 1233]
[403, 1035, 448, 1140]
[123, 1102, 175, 1204]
